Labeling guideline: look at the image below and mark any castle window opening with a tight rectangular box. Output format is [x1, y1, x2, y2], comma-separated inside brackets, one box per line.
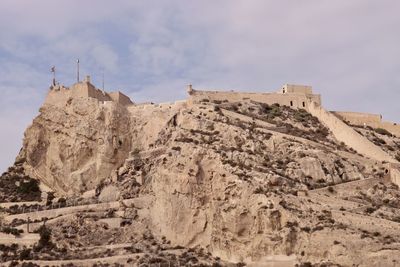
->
[302, 101, 305, 107]
[290, 101, 293, 107]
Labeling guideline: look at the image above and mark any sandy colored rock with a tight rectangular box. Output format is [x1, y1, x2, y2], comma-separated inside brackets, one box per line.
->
[2, 83, 400, 266]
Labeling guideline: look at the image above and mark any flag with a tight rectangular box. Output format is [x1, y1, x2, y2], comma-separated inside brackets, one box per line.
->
[51, 66, 55, 73]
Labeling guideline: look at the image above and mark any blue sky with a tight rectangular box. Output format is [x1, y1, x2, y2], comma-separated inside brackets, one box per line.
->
[1, 0, 400, 172]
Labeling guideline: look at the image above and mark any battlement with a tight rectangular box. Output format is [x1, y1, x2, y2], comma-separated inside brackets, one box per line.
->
[45, 76, 134, 107]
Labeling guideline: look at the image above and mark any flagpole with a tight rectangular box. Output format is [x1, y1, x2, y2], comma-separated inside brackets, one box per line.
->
[51, 66, 56, 86]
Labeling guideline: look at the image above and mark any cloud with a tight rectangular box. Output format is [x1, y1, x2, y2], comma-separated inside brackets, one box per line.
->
[1, 0, 400, 172]
[90, 44, 119, 73]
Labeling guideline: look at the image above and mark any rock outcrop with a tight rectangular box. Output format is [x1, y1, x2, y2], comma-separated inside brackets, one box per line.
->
[17, 97, 133, 195]
[2, 84, 400, 266]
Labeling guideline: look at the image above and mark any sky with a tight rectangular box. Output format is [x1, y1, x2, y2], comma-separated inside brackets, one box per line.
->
[1, 0, 400, 172]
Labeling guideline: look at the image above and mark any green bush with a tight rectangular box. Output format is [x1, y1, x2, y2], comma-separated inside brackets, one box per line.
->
[17, 179, 40, 195]
[1, 227, 23, 236]
[19, 248, 32, 260]
[375, 128, 392, 136]
[34, 225, 52, 252]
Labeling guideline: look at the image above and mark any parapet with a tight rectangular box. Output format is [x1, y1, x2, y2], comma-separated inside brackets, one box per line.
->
[278, 84, 313, 95]
[187, 84, 321, 110]
[45, 78, 134, 107]
[332, 111, 382, 125]
[108, 91, 134, 106]
[332, 111, 400, 137]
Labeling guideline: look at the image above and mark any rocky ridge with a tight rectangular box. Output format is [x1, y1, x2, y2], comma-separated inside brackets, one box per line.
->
[1, 89, 400, 266]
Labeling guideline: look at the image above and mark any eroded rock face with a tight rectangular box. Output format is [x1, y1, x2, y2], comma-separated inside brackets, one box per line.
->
[108, 101, 393, 264]
[7, 95, 400, 265]
[18, 98, 132, 195]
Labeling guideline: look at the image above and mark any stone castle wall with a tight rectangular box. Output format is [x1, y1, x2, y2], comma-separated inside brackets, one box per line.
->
[278, 84, 313, 94]
[332, 111, 400, 137]
[70, 82, 111, 102]
[108, 91, 134, 106]
[189, 89, 321, 110]
[377, 121, 400, 137]
[332, 112, 382, 124]
[45, 81, 133, 107]
[308, 102, 396, 163]
[44, 86, 71, 106]
[388, 163, 400, 187]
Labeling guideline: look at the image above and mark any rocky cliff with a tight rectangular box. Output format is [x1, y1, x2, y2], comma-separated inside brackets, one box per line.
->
[1, 89, 400, 266]
[16, 97, 132, 195]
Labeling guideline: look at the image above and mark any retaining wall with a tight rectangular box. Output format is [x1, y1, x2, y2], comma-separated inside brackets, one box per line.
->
[0, 233, 39, 246]
[5, 201, 120, 223]
[308, 102, 396, 163]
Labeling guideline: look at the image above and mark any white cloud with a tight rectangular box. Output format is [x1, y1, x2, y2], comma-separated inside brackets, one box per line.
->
[1, 0, 400, 172]
[90, 44, 119, 73]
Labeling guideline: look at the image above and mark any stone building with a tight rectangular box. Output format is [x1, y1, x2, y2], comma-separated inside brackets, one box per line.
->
[45, 75, 134, 107]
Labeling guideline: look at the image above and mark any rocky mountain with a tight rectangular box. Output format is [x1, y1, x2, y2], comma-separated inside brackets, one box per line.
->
[1, 83, 400, 267]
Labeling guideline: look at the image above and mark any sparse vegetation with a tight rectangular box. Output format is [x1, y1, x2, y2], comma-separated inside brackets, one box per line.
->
[0, 163, 41, 202]
[375, 128, 392, 136]
[2, 90, 400, 266]
[1, 226, 23, 236]
[34, 225, 53, 252]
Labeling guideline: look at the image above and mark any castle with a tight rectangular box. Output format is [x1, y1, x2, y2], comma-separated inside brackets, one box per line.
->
[45, 78, 400, 139]
[44, 78, 400, 183]
[45, 75, 133, 107]
[187, 83, 400, 137]
[45, 77, 399, 137]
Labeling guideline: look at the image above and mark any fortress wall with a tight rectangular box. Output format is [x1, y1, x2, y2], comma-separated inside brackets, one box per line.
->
[378, 121, 400, 137]
[44, 87, 72, 106]
[308, 101, 396, 163]
[87, 85, 110, 102]
[189, 90, 321, 110]
[332, 111, 400, 137]
[281, 84, 313, 94]
[108, 91, 134, 106]
[70, 83, 111, 102]
[46, 82, 142, 107]
[332, 111, 382, 124]
[158, 102, 173, 108]
[389, 163, 400, 187]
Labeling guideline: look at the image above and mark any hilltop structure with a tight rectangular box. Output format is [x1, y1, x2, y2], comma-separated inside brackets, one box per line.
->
[3, 78, 400, 266]
[46, 78, 400, 163]
[45, 75, 133, 107]
[47, 78, 399, 140]
[42, 79, 400, 188]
